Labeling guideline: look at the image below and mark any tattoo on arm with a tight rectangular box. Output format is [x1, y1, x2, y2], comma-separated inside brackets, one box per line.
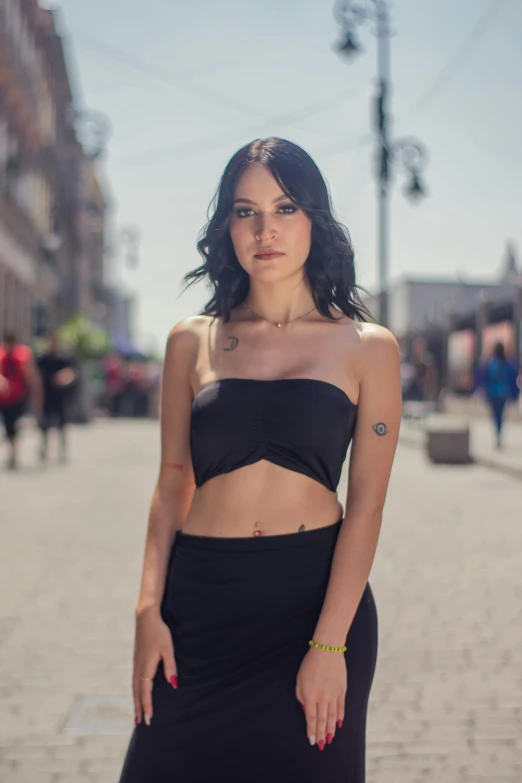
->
[163, 462, 184, 470]
[224, 336, 239, 351]
[372, 422, 388, 437]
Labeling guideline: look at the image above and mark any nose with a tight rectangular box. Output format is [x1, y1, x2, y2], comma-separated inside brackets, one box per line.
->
[254, 213, 277, 243]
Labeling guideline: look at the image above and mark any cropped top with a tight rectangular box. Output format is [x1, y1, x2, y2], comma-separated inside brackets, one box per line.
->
[190, 378, 358, 492]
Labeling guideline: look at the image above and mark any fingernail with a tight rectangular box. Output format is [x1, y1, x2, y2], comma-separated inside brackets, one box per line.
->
[144, 713, 151, 726]
[326, 733, 333, 744]
[309, 736, 316, 746]
[170, 675, 178, 689]
[318, 739, 325, 751]
[337, 719, 343, 729]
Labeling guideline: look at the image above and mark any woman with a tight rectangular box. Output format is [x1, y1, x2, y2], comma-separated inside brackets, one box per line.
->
[119, 138, 401, 782]
[473, 341, 519, 448]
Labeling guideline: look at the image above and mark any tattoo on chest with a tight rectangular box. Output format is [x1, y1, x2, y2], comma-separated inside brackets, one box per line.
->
[372, 422, 388, 437]
[224, 336, 239, 351]
[298, 524, 306, 532]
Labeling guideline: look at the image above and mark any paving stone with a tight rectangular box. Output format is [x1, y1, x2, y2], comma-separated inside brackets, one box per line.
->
[0, 420, 521, 781]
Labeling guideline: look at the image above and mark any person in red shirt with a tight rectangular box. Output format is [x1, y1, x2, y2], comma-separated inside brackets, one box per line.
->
[0, 331, 42, 469]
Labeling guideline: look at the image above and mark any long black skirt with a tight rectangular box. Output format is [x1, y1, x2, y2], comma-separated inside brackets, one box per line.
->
[119, 518, 378, 782]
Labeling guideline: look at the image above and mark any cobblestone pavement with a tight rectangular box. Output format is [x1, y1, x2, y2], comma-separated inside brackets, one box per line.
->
[0, 420, 521, 782]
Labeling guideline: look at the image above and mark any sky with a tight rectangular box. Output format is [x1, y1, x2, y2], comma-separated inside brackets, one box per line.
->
[44, 0, 522, 352]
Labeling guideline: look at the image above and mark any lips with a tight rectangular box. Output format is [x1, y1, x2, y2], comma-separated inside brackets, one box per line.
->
[254, 251, 284, 260]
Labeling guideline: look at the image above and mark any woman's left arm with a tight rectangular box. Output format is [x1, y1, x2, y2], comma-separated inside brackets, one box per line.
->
[296, 324, 402, 749]
[313, 324, 401, 644]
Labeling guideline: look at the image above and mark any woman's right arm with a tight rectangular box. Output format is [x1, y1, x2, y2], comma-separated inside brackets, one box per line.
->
[133, 319, 197, 726]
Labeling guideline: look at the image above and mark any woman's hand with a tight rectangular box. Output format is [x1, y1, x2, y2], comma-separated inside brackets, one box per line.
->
[133, 605, 178, 726]
[295, 647, 347, 750]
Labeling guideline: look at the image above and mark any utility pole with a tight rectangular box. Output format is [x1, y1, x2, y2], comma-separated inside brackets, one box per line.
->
[334, 0, 428, 329]
[375, 1, 391, 330]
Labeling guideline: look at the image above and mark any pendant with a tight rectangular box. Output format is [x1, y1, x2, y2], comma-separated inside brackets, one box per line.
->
[276, 323, 282, 328]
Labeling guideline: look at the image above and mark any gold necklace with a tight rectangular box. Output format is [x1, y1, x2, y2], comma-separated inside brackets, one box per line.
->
[241, 301, 317, 328]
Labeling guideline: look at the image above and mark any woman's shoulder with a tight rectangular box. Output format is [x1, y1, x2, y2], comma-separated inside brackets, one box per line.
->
[338, 318, 398, 352]
[167, 315, 214, 339]
[165, 316, 211, 363]
[330, 317, 398, 384]
[356, 322, 400, 365]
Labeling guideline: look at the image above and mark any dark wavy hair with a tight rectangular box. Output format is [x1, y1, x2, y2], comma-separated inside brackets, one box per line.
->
[183, 137, 370, 322]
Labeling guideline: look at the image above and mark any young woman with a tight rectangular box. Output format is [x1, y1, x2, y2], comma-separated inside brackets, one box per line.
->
[119, 138, 401, 782]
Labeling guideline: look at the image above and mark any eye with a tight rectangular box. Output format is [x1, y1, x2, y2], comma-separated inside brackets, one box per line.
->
[278, 204, 298, 214]
[234, 208, 255, 218]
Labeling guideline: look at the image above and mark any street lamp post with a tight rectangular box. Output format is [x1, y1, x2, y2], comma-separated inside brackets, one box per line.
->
[334, 0, 428, 328]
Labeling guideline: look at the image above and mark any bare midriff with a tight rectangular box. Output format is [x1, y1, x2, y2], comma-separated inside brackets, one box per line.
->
[181, 460, 343, 538]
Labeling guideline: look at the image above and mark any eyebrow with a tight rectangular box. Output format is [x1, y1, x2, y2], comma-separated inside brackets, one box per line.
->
[232, 195, 290, 206]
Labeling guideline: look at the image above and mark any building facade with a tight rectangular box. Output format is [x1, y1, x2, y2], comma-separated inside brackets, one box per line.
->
[364, 270, 521, 394]
[0, 1, 109, 342]
[364, 276, 518, 339]
[0, 0, 55, 340]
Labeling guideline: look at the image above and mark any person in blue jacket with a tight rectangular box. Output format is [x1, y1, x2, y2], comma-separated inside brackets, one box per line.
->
[473, 342, 520, 448]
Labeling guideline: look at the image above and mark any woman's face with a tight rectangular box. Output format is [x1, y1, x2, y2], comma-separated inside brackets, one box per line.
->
[229, 164, 312, 281]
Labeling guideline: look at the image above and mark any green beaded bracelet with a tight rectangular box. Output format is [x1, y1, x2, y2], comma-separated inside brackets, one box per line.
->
[308, 639, 347, 653]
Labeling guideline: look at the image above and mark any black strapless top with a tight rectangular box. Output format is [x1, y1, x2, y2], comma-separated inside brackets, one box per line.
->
[190, 378, 358, 492]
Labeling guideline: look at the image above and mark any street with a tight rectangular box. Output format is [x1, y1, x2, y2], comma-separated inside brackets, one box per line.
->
[1, 420, 521, 782]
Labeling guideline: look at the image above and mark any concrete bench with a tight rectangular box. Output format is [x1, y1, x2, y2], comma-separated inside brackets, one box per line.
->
[425, 414, 471, 464]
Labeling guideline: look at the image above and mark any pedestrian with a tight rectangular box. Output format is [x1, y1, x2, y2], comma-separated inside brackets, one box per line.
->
[36, 332, 77, 462]
[102, 354, 122, 416]
[0, 331, 42, 470]
[127, 359, 149, 418]
[118, 138, 402, 783]
[473, 341, 519, 448]
[405, 337, 438, 404]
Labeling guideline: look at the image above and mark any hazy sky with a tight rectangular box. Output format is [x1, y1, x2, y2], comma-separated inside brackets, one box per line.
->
[48, 0, 522, 351]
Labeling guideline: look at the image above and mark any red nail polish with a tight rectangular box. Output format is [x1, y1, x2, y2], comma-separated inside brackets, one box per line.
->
[170, 674, 178, 689]
[318, 739, 325, 751]
[326, 733, 333, 744]
[337, 719, 343, 729]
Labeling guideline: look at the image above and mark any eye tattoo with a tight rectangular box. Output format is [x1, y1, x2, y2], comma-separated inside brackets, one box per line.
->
[224, 336, 239, 351]
[372, 422, 388, 437]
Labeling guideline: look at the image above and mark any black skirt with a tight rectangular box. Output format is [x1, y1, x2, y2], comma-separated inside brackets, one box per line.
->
[119, 518, 378, 782]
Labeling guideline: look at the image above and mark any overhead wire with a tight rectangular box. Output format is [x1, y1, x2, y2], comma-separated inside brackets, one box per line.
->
[408, 0, 511, 116]
[311, 132, 372, 158]
[73, 28, 367, 166]
[73, 30, 267, 120]
[71, 3, 512, 168]
[124, 90, 364, 165]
